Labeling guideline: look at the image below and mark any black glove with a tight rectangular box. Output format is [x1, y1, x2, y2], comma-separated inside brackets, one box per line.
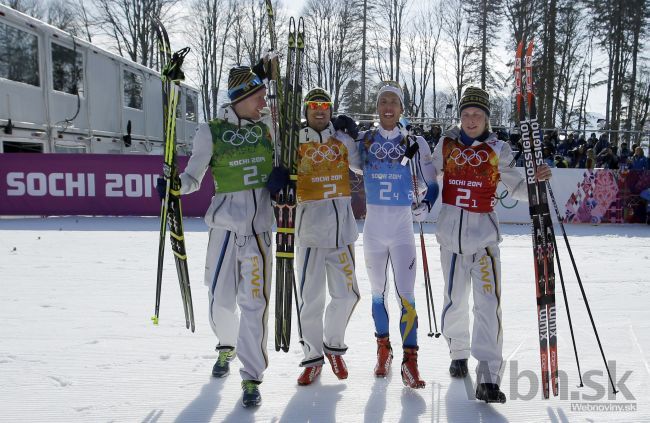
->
[252, 58, 267, 81]
[266, 166, 290, 196]
[333, 114, 359, 139]
[156, 177, 167, 201]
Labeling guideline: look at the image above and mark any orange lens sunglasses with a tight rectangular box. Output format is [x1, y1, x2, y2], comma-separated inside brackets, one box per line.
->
[305, 101, 332, 110]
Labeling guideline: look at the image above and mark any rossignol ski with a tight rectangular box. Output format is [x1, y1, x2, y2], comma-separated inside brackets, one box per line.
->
[515, 40, 557, 398]
[271, 15, 305, 352]
[152, 18, 195, 332]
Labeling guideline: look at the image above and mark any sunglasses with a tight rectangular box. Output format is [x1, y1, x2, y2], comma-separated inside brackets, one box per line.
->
[305, 101, 332, 110]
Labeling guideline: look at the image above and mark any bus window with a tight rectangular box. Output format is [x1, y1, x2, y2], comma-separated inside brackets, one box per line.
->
[186, 91, 198, 122]
[123, 70, 143, 110]
[0, 21, 39, 86]
[52, 42, 84, 95]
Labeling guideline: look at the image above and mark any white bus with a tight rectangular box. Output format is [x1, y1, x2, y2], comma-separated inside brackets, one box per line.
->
[0, 5, 199, 155]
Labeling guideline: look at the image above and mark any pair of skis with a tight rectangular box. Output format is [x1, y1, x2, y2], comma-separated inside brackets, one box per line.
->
[266, 2, 306, 352]
[515, 41, 557, 398]
[152, 19, 195, 332]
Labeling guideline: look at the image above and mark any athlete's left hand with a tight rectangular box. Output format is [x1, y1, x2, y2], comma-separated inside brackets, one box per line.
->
[412, 202, 430, 223]
[536, 164, 552, 181]
[266, 166, 290, 196]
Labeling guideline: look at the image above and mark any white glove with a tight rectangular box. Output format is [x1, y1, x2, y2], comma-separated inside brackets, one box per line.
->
[411, 202, 429, 223]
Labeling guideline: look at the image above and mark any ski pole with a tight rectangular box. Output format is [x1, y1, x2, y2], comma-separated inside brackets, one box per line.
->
[547, 181, 618, 394]
[401, 123, 440, 338]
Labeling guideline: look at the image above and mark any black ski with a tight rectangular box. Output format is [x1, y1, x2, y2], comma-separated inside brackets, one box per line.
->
[152, 18, 195, 332]
[271, 15, 305, 352]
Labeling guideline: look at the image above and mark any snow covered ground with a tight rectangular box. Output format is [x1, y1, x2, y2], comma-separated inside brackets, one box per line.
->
[0, 217, 648, 422]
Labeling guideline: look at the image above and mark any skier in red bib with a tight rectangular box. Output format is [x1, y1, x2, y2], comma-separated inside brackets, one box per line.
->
[432, 87, 551, 403]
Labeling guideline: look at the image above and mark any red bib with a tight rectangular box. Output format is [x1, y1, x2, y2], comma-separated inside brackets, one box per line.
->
[441, 138, 501, 213]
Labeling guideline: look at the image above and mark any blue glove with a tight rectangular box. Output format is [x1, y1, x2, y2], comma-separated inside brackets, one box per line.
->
[333, 114, 359, 139]
[156, 177, 167, 201]
[266, 166, 290, 195]
[422, 181, 439, 211]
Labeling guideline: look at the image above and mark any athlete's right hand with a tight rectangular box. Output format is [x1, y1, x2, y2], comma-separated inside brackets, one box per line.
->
[156, 177, 167, 201]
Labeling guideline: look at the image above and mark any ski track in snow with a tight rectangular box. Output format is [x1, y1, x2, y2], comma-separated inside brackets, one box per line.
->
[0, 217, 648, 422]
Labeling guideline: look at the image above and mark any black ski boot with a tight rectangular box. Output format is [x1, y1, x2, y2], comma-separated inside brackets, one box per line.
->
[241, 380, 262, 408]
[475, 383, 506, 404]
[449, 359, 468, 378]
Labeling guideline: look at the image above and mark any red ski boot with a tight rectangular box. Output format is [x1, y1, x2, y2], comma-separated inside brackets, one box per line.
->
[401, 347, 425, 388]
[326, 353, 348, 380]
[374, 337, 393, 377]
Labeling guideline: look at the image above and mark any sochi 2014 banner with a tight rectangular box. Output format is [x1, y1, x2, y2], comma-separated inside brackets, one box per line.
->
[0, 154, 213, 216]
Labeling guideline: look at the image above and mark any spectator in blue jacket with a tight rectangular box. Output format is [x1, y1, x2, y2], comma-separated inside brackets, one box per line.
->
[630, 147, 649, 170]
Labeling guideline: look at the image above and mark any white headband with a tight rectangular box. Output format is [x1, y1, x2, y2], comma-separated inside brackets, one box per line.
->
[376, 85, 404, 109]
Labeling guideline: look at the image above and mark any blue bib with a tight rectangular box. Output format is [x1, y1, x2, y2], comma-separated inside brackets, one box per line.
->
[360, 132, 413, 206]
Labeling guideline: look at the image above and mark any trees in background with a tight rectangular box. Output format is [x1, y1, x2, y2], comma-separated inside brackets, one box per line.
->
[3, 0, 650, 134]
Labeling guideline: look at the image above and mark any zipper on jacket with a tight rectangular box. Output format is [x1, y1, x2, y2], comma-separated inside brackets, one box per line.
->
[332, 200, 340, 248]
[458, 209, 464, 254]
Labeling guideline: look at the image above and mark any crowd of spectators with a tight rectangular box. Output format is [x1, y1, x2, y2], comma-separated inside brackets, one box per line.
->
[504, 129, 650, 170]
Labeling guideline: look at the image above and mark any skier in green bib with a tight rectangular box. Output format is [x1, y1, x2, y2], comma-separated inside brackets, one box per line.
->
[164, 64, 281, 408]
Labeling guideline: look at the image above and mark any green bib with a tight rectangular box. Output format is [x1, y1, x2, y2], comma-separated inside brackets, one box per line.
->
[208, 119, 274, 193]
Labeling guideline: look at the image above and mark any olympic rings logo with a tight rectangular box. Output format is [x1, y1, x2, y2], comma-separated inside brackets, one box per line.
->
[369, 142, 405, 160]
[303, 144, 342, 163]
[450, 147, 489, 166]
[222, 126, 263, 146]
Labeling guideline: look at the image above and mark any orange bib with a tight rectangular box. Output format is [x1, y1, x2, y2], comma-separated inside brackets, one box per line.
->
[296, 137, 351, 203]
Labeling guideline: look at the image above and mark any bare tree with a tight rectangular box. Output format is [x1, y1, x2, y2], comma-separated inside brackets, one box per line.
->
[1, 0, 44, 18]
[186, 0, 239, 120]
[92, 0, 178, 67]
[370, 0, 409, 83]
[442, 0, 476, 108]
[405, 1, 441, 118]
[303, 0, 360, 109]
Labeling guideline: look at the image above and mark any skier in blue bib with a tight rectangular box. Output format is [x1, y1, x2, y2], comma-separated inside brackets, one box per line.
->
[352, 82, 438, 388]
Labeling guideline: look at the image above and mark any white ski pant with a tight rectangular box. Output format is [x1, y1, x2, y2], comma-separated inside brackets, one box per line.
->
[204, 228, 272, 382]
[440, 245, 504, 385]
[363, 205, 419, 348]
[296, 244, 360, 367]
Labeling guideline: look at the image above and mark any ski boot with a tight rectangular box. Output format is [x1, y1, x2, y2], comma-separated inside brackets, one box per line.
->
[241, 380, 262, 407]
[212, 348, 235, 378]
[449, 359, 468, 378]
[374, 336, 393, 377]
[297, 365, 322, 385]
[326, 353, 348, 380]
[475, 383, 506, 404]
[401, 347, 426, 389]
